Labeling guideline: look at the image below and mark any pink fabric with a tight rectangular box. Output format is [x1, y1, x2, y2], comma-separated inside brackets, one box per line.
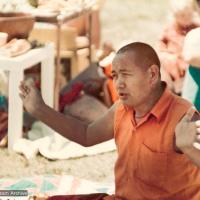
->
[158, 23, 197, 80]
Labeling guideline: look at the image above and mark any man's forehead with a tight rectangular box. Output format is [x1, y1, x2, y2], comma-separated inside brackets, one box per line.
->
[113, 52, 135, 63]
[112, 52, 137, 67]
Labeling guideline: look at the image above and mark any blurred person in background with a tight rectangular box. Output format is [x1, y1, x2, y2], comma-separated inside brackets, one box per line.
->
[157, 0, 200, 95]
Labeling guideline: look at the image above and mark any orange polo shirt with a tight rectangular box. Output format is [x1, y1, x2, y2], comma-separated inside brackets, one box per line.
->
[105, 86, 200, 200]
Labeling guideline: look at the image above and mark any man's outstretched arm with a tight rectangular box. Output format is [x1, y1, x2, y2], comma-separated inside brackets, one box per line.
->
[19, 81, 116, 147]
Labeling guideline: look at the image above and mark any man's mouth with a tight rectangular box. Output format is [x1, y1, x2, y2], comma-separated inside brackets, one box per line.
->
[118, 92, 128, 99]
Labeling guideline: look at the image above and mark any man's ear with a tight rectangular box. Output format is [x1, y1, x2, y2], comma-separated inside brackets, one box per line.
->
[148, 64, 160, 83]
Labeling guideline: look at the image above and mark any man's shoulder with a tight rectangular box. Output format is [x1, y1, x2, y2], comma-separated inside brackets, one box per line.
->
[167, 95, 196, 124]
[172, 94, 192, 109]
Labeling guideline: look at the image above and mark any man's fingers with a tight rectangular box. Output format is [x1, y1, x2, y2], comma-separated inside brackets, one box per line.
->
[20, 81, 27, 90]
[19, 84, 26, 94]
[194, 131, 200, 150]
[19, 93, 25, 100]
[195, 120, 200, 127]
[19, 81, 32, 95]
[19, 85, 29, 96]
[196, 134, 200, 140]
[193, 142, 200, 150]
[197, 127, 200, 134]
[24, 85, 30, 94]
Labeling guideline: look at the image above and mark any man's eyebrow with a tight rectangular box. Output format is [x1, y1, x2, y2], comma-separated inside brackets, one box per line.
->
[119, 69, 132, 73]
[111, 69, 132, 74]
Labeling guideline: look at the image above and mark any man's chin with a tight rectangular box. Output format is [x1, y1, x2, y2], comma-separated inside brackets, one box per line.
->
[120, 99, 134, 107]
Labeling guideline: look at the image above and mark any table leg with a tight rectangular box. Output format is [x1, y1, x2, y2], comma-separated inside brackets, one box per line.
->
[88, 12, 92, 64]
[8, 70, 24, 150]
[41, 45, 59, 141]
[53, 22, 62, 111]
[41, 44, 55, 108]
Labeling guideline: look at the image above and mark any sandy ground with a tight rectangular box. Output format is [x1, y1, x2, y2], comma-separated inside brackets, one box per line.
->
[0, 0, 170, 182]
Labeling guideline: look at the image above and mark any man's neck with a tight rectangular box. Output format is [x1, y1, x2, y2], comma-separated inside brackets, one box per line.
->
[134, 83, 164, 118]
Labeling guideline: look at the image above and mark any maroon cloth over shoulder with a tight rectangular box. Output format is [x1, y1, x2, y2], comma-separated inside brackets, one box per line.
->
[48, 193, 108, 200]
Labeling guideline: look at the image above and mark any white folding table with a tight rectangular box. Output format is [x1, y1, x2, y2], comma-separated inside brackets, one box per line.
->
[0, 44, 55, 150]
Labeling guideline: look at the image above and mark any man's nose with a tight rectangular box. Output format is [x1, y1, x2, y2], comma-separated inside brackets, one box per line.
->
[116, 77, 125, 89]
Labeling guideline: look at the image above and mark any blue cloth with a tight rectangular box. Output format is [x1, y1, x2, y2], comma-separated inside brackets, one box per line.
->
[182, 65, 200, 110]
[0, 95, 7, 112]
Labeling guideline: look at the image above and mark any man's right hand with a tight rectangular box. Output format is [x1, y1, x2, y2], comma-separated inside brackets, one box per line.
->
[19, 81, 45, 116]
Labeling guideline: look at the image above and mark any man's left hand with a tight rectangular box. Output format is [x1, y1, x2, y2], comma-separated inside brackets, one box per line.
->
[175, 107, 200, 152]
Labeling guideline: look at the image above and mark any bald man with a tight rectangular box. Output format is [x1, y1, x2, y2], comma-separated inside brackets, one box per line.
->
[20, 42, 200, 200]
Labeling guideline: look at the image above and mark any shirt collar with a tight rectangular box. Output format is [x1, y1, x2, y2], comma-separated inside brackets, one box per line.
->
[150, 83, 174, 122]
[124, 82, 174, 123]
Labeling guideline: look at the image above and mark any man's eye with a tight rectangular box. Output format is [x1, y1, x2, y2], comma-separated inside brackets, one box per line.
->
[122, 73, 130, 76]
[111, 74, 116, 79]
